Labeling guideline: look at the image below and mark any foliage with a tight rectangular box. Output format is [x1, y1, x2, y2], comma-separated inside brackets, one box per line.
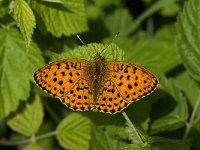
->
[0, 0, 200, 150]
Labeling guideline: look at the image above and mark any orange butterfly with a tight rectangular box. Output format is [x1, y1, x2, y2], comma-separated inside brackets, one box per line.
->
[33, 45, 158, 114]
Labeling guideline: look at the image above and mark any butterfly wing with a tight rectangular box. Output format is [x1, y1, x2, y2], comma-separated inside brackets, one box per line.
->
[95, 80, 130, 114]
[96, 62, 158, 114]
[34, 59, 158, 114]
[33, 59, 93, 111]
[61, 78, 94, 111]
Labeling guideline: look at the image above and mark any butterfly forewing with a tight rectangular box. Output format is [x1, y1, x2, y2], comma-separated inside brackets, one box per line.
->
[33, 59, 88, 98]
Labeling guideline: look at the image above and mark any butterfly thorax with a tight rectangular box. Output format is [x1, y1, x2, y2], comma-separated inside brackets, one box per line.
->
[85, 53, 109, 103]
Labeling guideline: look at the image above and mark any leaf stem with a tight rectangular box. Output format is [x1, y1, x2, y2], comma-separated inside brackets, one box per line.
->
[183, 94, 200, 140]
[147, 17, 154, 38]
[0, 130, 57, 146]
[0, 138, 31, 146]
[35, 130, 57, 141]
[122, 111, 145, 146]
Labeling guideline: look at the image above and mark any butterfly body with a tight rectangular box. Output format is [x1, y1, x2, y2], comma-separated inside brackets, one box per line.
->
[85, 52, 109, 103]
[33, 52, 158, 114]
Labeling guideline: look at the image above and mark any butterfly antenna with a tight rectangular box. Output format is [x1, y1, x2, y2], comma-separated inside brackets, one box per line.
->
[76, 34, 86, 45]
[100, 32, 120, 54]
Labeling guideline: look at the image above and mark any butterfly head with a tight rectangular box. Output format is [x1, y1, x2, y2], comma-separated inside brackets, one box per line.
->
[94, 52, 105, 61]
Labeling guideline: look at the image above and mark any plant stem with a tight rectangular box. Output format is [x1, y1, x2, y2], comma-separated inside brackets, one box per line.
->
[35, 131, 57, 141]
[0, 130, 56, 146]
[122, 111, 145, 146]
[183, 94, 200, 140]
[147, 17, 154, 38]
[0, 138, 31, 146]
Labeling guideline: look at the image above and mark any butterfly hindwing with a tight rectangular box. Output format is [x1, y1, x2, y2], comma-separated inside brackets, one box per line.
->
[96, 80, 130, 114]
[61, 79, 93, 111]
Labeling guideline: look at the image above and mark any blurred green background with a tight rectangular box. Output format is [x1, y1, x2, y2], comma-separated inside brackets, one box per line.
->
[0, 0, 200, 150]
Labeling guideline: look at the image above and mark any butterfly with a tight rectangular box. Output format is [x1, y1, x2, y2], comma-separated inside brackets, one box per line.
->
[33, 44, 158, 114]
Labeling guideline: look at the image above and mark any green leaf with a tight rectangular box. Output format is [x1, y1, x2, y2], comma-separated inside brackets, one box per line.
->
[86, 4, 101, 20]
[7, 95, 44, 136]
[149, 75, 188, 134]
[124, 132, 178, 150]
[12, 0, 36, 47]
[23, 143, 43, 150]
[51, 43, 124, 61]
[81, 112, 126, 134]
[110, 25, 180, 74]
[103, 8, 135, 36]
[160, 3, 180, 17]
[175, 71, 200, 131]
[124, 118, 150, 146]
[150, 136, 190, 150]
[121, 144, 149, 150]
[176, 0, 200, 82]
[175, 71, 200, 108]
[105, 125, 128, 140]
[31, 0, 88, 37]
[94, 0, 121, 8]
[126, 39, 177, 73]
[0, 28, 44, 120]
[90, 125, 122, 150]
[56, 113, 92, 150]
